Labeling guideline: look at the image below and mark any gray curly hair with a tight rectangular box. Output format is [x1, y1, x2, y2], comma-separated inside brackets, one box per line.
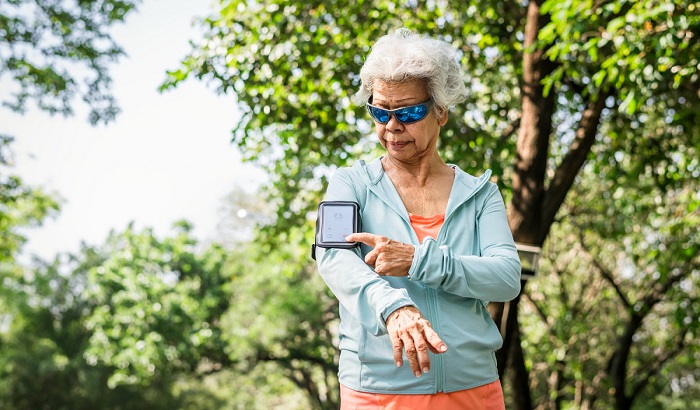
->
[356, 28, 467, 117]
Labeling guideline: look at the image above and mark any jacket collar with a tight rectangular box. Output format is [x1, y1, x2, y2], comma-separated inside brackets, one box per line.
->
[356, 157, 492, 220]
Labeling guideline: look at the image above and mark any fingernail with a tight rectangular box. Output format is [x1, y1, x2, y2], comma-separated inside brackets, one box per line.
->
[414, 371, 421, 377]
[440, 345, 447, 352]
[423, 367, 429, 374]
[396, 361, 402, 367]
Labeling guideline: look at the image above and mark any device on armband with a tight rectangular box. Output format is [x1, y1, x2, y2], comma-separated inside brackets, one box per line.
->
[311, 201, 361, 261]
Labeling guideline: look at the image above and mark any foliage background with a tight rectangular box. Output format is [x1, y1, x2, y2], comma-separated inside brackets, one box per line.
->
[1, 0, 698, 409]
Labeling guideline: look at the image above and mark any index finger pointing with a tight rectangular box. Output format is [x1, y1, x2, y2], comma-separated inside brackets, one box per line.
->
[345, 232, 379, 247]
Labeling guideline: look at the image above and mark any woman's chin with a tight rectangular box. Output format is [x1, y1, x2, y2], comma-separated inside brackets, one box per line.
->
[385, 146, 415, 158]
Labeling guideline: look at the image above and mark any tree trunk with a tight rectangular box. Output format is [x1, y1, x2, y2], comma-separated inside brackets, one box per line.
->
[507, 293, 534, 410]
[493, 1, 556, 409]
[508, 0, 554, 246]
[609, 312, 642, 410]
[489, 1, 614, 408]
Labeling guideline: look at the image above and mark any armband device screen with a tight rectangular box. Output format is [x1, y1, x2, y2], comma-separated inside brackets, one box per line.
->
[311, 201, 361, 259]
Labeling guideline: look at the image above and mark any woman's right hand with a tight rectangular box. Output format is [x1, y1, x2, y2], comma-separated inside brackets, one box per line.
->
[345, 232, 414, 277]
[386, 306, 448, 377]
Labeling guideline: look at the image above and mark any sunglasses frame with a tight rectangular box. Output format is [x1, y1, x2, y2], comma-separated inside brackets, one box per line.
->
[366, 98, 435, 125]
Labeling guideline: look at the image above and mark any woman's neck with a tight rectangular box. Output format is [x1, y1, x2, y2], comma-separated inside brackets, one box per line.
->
[381, 152, 451, 186]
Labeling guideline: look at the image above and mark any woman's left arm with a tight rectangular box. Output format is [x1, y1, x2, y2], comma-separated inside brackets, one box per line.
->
[347, 185, 521, 302]
[408, 185, 521, 301]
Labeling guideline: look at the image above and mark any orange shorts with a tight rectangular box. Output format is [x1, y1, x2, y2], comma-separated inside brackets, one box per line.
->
[340, 380, 505, 410]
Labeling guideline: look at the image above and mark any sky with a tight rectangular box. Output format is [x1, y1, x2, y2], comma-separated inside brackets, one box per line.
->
[4, 1, 267, 261]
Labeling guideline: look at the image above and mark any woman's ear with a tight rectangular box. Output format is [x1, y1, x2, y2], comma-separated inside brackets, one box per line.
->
[438, 110, 448, 126]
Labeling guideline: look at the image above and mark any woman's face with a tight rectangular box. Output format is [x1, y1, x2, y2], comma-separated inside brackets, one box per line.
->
[371, 79, 447, 163]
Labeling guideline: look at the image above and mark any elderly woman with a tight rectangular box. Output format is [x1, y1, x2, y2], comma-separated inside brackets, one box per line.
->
[315, 28, 521, 409]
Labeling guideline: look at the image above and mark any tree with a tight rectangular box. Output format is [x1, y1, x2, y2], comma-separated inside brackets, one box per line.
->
[163, 1, 699, 408]
[79, 221, 233, 389]
[1, 0, 140, 287]
[0, 0, 139, 124]
[211, 187, 340, 408]
[521, 165, 699, 410]
[0, 135, 59, 363]
[219, 222, 340, 409]
[0, 221, 237, 408]
[1, 2, 144, 405]
[0, 136, 59, 266]
[0, 212, 339, 408]
[0, 250, 187, 410]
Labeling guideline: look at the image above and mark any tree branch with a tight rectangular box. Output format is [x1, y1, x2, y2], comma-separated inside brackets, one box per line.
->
[606, 250, 697, 409]
[637, 269, 691, 315]
[498, 114, 521, 146]
[257, 351, 329, 409]
[541, 91, 611, 241]
[578, 275, 606, 319]
[630, 327, 689, 399]
[577, 231, 632, 309]
[522, 292, 555, 342]
[554, 259, 571, 313]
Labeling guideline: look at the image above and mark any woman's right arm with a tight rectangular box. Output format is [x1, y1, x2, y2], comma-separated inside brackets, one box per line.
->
[316, 168, 415, 336]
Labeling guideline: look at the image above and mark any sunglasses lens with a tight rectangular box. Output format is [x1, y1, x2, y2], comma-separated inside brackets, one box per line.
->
[367, 101, 432, 124]
[369, 106, 390, 123]
[395, 105, 428, 123]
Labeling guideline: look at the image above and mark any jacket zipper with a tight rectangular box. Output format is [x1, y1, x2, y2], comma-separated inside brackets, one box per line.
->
[364, 162, 491, 392]
[430, 175, 489, 393]
[426, 287, 445, 392]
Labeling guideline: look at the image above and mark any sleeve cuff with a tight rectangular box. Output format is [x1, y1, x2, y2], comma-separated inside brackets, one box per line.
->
[407, 244, 421, 280]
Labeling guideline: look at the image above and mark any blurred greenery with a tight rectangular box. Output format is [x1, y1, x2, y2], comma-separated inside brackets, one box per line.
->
[0, 215, 330, 408]
[0, 0, 140, 125]
[1, 0, 698, 409]
[161, 0, 698, 408]
[522, 166, 699, 409]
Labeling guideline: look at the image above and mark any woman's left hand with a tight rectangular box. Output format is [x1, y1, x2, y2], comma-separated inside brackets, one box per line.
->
[345, 233, 414, 276]
[385, 306, 447, 377]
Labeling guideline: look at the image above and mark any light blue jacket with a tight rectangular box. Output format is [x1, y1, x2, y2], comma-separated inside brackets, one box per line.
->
[316, 157, 521, 394]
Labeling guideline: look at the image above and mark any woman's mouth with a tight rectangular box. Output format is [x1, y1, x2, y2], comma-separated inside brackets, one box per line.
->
[389, 141, 410, 149]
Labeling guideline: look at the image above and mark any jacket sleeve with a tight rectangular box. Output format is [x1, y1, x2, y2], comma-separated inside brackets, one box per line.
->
[407, 185, 522, 302]
[316, 168, 416, 336]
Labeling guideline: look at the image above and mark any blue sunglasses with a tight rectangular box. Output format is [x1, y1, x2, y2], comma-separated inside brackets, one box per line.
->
[366, 99, 434, 124]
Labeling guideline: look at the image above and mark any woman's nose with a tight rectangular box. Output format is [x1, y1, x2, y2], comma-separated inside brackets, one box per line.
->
[385, 114, 404, 131]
